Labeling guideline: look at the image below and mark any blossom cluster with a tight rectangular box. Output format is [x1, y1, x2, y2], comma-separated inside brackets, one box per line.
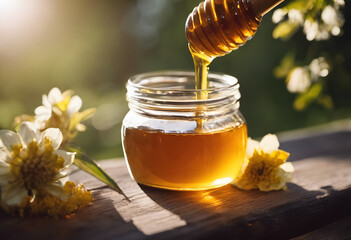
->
[0, 88, 94, 217]
[271, 0, 342, 111]
[16, 88, 95, 147]
[287, 57, 330, 94]
[272, 0, 345, 41]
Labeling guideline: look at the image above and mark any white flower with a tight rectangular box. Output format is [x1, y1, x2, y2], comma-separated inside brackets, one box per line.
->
[322, 6, 338, 26]
[334, 0, 345, 6]
[287, 67, 311, 93]
[303, 20, 320, 41]
[0, 122, 75, 206]
[30, 87, 94, 145]
[35, 87, 82, 124]
[309, 57, 330, 80]
[233, 134, 294, 191]
[331, 26, 341, 36]
[272, 9, 287, 24]
[303, 5, 344, 41]
[322, 5, 344, 37]
[288, 9, 303, 24]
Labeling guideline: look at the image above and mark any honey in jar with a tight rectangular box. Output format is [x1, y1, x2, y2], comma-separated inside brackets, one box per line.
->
[122, 71, 246, 190]
[123, 124, 247, 190]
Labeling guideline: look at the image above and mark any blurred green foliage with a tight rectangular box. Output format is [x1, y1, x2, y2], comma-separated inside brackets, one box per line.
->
[272, 0, 348, 110]
[0, 0, 350, 160]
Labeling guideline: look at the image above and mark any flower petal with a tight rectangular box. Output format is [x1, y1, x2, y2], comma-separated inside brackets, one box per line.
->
[0, 158, 10, 171]
[55, 150, 75, 167]
[67, 95, 82, 117]
[0, 175, 10, 185]
[41, 128, 63, 150]
[48, 87, 63, 104]
[246, 138, 259, 157]
[42, 94, 51, 107]
[18, 122, 38, 145]
[0, 150, 10, 163]
[0, 161, 11, 185]
[260, 134, 280, 153]
[2, 183, 28, 206]
[56, 170, 69, 180]
[57, 174, 69, 185]
[0, 130, 21, 152]
[34, 105, 52, 121]
[45, 181, 68, 201]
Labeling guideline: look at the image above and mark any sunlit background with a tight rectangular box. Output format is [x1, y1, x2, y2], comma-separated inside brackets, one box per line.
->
[0, 0, 350, 159]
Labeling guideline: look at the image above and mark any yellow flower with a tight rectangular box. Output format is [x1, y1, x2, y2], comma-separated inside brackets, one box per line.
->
[33, 87, 96, 146]
[4, 181, 94, 218]
[233, 134, 294, 191]
[0, 122, 75, 205]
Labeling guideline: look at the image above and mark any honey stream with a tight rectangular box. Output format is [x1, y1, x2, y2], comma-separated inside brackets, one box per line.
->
[186, 0, 262, 94]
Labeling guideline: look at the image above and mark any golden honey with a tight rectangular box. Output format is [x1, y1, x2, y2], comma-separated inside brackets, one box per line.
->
[123, 124, 247, 190]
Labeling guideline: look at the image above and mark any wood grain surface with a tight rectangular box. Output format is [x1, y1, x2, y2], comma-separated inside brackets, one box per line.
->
[0, 130, 350, 240]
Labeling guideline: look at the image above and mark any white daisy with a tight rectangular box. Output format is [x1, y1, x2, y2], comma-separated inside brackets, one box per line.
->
[34, 87, 82, 125]
[272, 9, 287, 24]
[287, 67, 311, 93]
[0, 122, 75, 206]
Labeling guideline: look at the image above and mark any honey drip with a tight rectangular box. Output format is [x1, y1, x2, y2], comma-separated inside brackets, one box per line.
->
[123, 124, 247, 190]
[186, 0, 262, 90]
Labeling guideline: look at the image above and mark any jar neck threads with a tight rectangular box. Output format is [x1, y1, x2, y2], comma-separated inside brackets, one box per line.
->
[126, 71, 241, 119]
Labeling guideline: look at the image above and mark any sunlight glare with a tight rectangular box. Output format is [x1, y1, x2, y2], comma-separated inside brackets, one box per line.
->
[212, 177, 233, 186]
[0, 0, 50, 49]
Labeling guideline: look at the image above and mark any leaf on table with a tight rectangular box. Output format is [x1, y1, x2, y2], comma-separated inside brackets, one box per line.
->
[69, 148, 128, 199]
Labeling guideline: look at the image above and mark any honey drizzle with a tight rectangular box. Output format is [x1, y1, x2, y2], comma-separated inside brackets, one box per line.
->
[186, 0, 262, 103]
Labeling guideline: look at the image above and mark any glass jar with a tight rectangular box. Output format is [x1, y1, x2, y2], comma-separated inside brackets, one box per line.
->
[121, 71, 247, 191]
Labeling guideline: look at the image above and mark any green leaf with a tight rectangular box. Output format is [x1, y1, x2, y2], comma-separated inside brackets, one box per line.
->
[284, 0, 314, 11]
[274, 52, 296, 78]
[317, 95, 334, 109]
[69, 147, 128, 199]
[79, 108, 97, 122]
[293, 83, 323, 110]
[273, 21, 300, 40]
[69, 108, 96, 131]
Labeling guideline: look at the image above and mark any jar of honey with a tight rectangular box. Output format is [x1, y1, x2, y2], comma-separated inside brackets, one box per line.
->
[122, 71, 247, 190]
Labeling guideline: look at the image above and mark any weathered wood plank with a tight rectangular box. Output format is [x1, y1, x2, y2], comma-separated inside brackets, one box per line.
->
[0, 130, 350, 240]
[292, 215, 351, 240]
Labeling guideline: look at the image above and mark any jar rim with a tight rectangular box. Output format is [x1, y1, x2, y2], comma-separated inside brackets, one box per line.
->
[127, 70, 238, 93]
[126, 71, 241, 119]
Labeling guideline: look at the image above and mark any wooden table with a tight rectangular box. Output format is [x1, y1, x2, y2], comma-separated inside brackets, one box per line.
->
[1, 124, 351, 240]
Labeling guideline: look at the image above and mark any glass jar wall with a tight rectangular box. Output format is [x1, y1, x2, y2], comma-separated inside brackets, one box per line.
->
[122, 71, 247, 190]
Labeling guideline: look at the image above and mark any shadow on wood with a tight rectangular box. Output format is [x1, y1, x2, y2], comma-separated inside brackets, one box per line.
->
[140, 181, 351, 239]
[0, 130, 350, 240]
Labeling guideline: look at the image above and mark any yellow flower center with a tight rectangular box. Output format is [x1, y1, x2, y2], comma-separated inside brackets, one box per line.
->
[55, 95, 71, 112]
[10, 139, 64, 193]
[44, 97, 72, 146]
[12, 181, 93, 218]
[45, 113, 71, 146]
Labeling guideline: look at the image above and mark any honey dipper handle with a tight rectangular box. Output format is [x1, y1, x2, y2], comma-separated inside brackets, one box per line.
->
[250, 0, 284, 16]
